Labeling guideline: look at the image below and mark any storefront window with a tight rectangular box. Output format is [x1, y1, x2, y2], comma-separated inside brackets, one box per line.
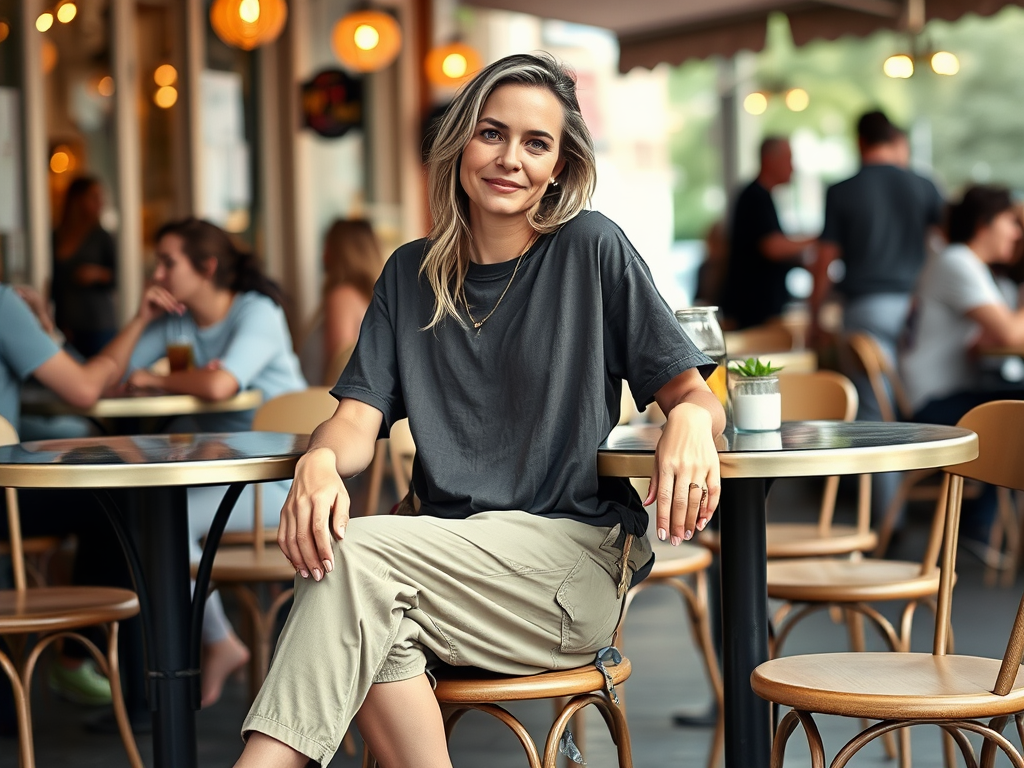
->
[0, 0, 25, 281]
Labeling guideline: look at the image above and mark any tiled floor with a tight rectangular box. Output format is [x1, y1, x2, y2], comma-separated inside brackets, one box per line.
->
[4, 478, 1024, 767]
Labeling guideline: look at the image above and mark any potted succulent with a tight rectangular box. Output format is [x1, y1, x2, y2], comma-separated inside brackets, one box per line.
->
[728, 357, 783, 432]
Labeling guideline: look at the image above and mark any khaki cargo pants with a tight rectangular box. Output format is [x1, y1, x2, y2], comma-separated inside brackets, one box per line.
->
[242, 509, 652, 765]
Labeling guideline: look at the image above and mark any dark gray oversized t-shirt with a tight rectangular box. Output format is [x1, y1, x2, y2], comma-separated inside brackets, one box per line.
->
[332, 211, 713, 536]
[821, 164, 944, 299]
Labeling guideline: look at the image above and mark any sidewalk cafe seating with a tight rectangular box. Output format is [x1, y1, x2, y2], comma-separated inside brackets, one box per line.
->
[0, 415, 142, 768]
[753, 399, 1024, 768]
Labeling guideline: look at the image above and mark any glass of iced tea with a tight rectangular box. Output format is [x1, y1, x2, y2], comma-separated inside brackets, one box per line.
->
[166, 340, 194, 373]
[674, 307, 728, 408]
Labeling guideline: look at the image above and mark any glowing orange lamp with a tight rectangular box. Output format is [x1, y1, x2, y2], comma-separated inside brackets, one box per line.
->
[332, 9, 401, 73]
[210, 0, 288, 51]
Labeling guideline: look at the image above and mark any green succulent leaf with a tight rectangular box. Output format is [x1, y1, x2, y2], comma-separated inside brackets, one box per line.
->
[728, 357, 784, 377]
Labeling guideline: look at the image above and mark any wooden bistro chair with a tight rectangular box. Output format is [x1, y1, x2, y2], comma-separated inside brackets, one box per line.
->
[368, 420, 635, 768]
[752, 399, 1024, 768]
[0, 415, 142, 768]
[701, 370, 874, 560]
[846, 332, 989, 573]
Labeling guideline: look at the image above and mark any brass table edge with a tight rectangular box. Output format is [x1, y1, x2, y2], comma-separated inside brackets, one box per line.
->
[597, 432, 979, 479]
[0, 455, 300, 488]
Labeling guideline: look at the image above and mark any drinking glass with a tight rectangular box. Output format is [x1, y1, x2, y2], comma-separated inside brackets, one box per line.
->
[675, 307, 728, 409]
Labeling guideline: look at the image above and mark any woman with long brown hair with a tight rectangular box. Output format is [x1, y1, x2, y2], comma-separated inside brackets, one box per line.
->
[236, 53, 724, 768]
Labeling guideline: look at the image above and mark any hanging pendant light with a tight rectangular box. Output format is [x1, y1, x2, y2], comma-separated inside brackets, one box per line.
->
[210, 0, 288, 51]
[425, 41, 481, 89]
[332, 9, 402, 73]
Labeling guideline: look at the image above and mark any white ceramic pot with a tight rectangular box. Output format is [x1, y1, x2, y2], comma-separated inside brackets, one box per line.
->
[730, 375, 781, 432]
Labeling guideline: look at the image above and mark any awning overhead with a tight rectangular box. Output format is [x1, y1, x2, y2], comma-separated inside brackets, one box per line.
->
[467, 0, 1024, 72]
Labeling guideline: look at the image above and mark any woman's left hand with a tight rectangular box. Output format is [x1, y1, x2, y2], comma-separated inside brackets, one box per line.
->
[644, 402, 722, 545]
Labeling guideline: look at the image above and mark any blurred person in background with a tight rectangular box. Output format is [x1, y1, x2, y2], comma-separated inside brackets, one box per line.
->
[900, 185, 1024, 553]
[813, 110, 944, 530]
[123, 218, 307, 706]
[299, 218, 385, 387]
[720, 137, 816, 329]
[813, 110, 944, 420]
[51, 177, 118, 358]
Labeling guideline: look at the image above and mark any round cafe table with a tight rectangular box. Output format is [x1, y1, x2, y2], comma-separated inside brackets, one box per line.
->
[0, 432, 306, 768]
[20, 386, 263, 432]
[598, 420, 978, 768]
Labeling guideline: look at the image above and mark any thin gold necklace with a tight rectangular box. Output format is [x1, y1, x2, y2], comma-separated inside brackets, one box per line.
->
[464, 232, 538, 332]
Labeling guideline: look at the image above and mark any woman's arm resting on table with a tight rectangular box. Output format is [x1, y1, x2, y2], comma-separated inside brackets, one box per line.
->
[279, 397, 383, 581]
[127, 366, 240, 400]
[968, 303, 1024, 348]
[646, 367, 725, 547]
[33, 313, 155, 409]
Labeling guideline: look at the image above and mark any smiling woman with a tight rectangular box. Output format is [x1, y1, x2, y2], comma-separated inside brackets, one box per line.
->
[233, 53, 725, 768]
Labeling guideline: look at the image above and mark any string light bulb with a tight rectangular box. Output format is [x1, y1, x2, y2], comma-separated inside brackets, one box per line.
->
[883, 54, 914, 79]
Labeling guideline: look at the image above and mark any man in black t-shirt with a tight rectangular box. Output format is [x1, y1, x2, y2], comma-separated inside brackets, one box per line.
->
[812, 111, 944, 420]
[721, 137, 816, 329]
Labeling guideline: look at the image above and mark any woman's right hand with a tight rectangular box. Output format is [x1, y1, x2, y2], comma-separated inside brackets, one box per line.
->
[136, 285, 184, 324]
[278, 446, 349, 581]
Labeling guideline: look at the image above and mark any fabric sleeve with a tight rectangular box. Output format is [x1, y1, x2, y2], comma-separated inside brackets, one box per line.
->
[216, 300, 287, 391]
[933, 250, 1005, 315]
[127, 320, 171, 375]
[604, 254, 715, 410]
[820, 185, 841, 244]
[0, 289, 61, 380]
[330, 259, 405, 435]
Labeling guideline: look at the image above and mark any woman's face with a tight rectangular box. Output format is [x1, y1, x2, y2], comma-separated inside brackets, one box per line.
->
[154, 234, 211, 304]
[458, 84, 566, 227]
[977, 210, 1023, 264]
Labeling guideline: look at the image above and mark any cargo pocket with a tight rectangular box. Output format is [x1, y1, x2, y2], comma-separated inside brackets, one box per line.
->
[556, 552, 621, 655]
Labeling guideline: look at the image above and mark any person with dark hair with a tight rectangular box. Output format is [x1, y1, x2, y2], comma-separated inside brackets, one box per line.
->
[720, 136, 816, 328]
[123, 217, 307, 706]
[812, 110, 944, 414]
[233, 52, 724, 768]
[51, 177, 118, 357]
[900, 185, 1024, 424]
[812, 110, 944, 527]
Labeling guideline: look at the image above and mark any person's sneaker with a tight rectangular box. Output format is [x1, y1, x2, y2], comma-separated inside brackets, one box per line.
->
[48, 659, 113, 706]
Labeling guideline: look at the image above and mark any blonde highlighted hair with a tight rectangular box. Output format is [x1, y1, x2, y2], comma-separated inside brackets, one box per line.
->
[423, 52, 597, 329]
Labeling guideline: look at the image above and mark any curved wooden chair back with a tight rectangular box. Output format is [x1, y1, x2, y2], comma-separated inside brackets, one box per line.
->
[776, 371, 868, 538]
[845, 332, 913, 422]
[252, 387, 338, 435]
[245, 388, 339, 551]
[778, 370, 857, 422]
[388, 419, 416, 501]
[931, 401, 1024, 695]
[0, 416, 27, 592]
[322, 344, 356, 388]
[724, 324, 794, 356]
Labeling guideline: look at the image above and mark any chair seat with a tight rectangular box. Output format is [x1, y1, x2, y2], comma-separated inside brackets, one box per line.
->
[194, 547, 296, 583]
[0, 587, 139, 634]
[649, 541, 712, 579]
[699, 524, 877, 558]
[0, 535, 63, 556]
[752, 652, 1024, 720]
[215, 527, 278, 547]
[433, 658, 632, 704]
[767, 558, 940, 602]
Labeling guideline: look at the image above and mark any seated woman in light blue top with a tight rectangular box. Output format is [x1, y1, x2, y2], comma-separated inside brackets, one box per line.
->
[125, 218, 306, 706]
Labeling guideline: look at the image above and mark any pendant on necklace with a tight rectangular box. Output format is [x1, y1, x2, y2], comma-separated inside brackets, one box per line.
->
[473, 321, 483, 329]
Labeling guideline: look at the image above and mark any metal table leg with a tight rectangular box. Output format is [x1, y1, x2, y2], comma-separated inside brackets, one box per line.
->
[719, 477, 771, 768]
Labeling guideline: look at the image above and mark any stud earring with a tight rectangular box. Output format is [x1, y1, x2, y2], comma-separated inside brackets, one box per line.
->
[549, 178, 559, 187]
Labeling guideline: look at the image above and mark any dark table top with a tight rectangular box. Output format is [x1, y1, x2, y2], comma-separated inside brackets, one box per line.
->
[598, 421, 978, 479]
[0, 431, 307, 488]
